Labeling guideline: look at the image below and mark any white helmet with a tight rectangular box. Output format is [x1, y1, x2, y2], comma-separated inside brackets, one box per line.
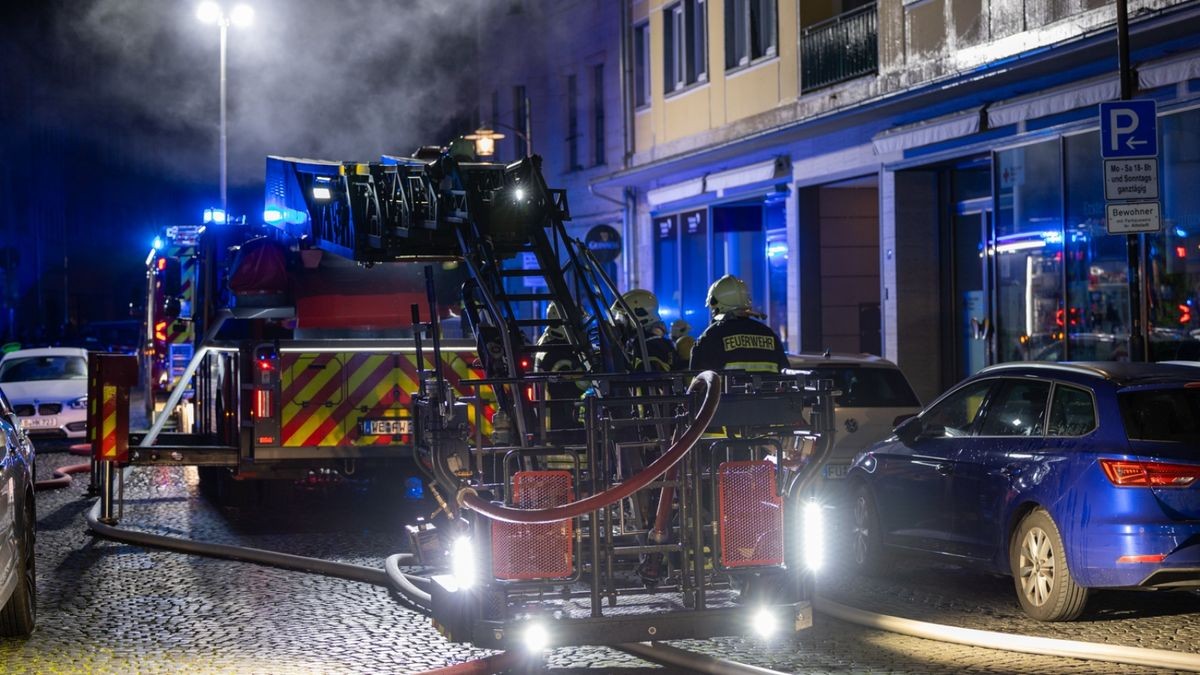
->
[670, 319, 690, 341]
[541, 302, 568, 342]
[706, 274, 757, 319]
[612, 289, 662, 331]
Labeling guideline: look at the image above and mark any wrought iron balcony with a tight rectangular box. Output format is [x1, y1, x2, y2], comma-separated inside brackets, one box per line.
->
[801, 3, 878, 91]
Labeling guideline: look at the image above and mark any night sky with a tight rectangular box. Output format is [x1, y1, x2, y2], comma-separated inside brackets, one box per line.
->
[1, 0, 493, 344]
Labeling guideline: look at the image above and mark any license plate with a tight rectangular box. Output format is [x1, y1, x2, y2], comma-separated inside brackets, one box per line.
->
[823, 463, 850, 480]
[360, 419, 410, 435]
[22, 417, 58, 429]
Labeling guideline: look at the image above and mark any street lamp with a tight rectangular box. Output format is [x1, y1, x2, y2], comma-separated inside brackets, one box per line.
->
[465, 124, 532, 159]
[196, 1, 254, 215]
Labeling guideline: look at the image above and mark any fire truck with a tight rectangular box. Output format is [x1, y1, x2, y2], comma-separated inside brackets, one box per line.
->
[130, 145, 837, 649]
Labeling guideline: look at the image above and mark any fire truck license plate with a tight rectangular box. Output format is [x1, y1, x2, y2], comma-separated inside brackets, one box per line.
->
[823, 463, 850, 479]
[23, 417, 58, 429]
[361, 419, 411, 435]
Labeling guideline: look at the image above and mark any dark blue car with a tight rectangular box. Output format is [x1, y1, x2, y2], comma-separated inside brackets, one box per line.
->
[847, 362, 1200, 621]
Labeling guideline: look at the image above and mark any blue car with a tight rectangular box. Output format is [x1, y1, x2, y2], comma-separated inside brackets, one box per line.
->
[847, 362, 1200, 621]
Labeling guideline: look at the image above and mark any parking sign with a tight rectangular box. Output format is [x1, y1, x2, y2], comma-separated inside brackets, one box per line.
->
[1099, 100, 1157, 158]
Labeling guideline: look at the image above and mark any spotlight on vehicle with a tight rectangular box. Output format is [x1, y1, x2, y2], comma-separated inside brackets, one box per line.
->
[450, 536, 476, 590]
[513, 187, 526, 202]
[522, 621, 549, 652]
[752, 607, 778, 639]
[803, 500, 824, 572]
[312, 186, 333, 201]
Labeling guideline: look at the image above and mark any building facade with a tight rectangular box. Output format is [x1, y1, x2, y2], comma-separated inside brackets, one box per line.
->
[584, 0, 1200, 402]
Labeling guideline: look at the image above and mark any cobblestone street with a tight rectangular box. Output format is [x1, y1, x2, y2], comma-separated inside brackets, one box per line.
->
[1, 446, 1196, 673]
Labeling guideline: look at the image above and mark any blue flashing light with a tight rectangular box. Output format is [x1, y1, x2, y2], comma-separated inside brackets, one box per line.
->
[404, 476, 424, 500]
[152, 236, 165, 250]
[263, 209, 284, 224]
[1040, 231, 1063, 245]
[1176, 227, 1188, 238]
[766, 243, 789, 259]
[659, 306, 679, 320]
[203, 208, 227, 225]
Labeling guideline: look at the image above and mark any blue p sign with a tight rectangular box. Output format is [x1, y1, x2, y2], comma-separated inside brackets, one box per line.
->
[1099, 100, 1157, 158]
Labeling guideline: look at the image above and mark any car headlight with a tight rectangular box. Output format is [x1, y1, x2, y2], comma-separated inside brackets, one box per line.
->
[68, 396, 88, 410]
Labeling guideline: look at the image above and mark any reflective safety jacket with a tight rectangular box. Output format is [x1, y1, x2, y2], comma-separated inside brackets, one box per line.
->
[629, 334, 681, 372]
[689, 315, 788, 373]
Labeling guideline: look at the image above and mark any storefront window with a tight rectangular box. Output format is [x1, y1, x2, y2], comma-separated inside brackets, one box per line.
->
[994, 140, 1064, 362]
[1147, 107, 1200, 360]
[765, 197, 788, 342]
[654, 214, 681, 322]
[712, 202, 766, 329]
[680, 209, 710, 330]
[1064, 130, 1131, 361]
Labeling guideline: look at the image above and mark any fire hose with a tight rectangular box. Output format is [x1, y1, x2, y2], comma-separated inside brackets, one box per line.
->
[456, 370, 722, 524]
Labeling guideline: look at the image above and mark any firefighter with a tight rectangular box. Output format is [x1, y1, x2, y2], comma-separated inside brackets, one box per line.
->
[612, 289, 679, 372]
[670, 319, 694, 364]
[533, 302, 587, 430]
[689, 274, 788, 373]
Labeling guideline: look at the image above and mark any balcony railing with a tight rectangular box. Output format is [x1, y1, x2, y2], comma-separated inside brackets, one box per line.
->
[800, 3, 878, 91]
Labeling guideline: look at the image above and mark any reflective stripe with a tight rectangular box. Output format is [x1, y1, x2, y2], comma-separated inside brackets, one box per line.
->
[724, 362, 780, 373]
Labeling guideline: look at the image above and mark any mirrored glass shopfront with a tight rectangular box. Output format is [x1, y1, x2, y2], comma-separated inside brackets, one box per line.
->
[971, 105, 1200, 370]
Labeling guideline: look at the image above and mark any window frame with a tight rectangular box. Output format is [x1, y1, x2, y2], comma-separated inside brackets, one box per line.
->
[725, 0, 778, 72]
[664, 0, 708, 95]
[592, 63, 606, 166]
[565, 74, 580, 170]
[974, 377, 1053, 438]
[633, 21, 651, 109]
[1044, 381, 1099, 438]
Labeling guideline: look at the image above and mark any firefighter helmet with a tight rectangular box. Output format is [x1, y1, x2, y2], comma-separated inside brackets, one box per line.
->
[613, 289, 662, 331]
[706, 274, 755, 319]
[540, 302, 568, 343]
[670, 319, 690, 341]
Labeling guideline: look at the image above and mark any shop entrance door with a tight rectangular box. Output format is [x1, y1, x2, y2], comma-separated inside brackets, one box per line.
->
[951, 198, 992, 382]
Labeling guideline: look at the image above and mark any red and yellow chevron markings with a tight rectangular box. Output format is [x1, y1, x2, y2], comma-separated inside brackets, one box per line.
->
[278, 349, 493, 448]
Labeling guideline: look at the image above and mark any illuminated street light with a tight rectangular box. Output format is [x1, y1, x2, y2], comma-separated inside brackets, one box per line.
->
[464, 127, 506, 157]
[196, 2, 254, 215]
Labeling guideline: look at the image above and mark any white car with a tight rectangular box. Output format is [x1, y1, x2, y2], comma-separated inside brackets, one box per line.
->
[0, 347, 89, 439]
[788, 352, 921, 483]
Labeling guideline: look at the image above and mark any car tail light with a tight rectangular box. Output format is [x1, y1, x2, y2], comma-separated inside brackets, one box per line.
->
[1100, 459, 1199, 488]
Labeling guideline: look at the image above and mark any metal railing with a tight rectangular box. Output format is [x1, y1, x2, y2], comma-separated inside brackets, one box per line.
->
[800, 3, 878, 91]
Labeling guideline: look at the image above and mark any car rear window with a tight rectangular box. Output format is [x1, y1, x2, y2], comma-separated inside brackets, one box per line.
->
[0, 356, 88, 382]
[1119, 388, 1200, 442]
[809, 367, 920, 408]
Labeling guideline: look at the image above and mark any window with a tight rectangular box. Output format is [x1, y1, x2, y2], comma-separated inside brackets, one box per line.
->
[0, 356, 88, 382]
[592, 64, 605, 166]
[634, 22, 650, 108]
[809, 367, 921, 408]
[566, 75, 579, 170]
[725, 0, 776, 70]
[1046, 385, 1096, 437]
[1119, 388, 1200, 443]
[664, 0, 707, 94]
[922, 380, 993, 437]
[978, 379, 1051, 437]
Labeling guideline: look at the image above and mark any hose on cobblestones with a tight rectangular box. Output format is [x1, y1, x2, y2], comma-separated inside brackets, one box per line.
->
[34, 463, 90, 492]
[85, 498, 391, 586]
[458, 371, 721, 524]
[815, 596, 1200, 673]
[410, 650, 525, 675]
[385, 553, 432, 610]
[618, 641, 790, 675]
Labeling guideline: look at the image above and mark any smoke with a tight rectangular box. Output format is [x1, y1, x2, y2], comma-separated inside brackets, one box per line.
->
[42, 0, 503, 185]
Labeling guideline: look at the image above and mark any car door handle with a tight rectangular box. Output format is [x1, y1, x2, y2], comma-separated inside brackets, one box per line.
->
[936, 462, 954, 476]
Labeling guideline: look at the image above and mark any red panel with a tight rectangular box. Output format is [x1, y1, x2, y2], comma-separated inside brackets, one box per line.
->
[491, 471, 574, 580]
[718, 460, 784, 568]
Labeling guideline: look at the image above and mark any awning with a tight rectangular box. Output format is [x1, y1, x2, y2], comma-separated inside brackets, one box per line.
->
[871, 108, 983, 155]
[704, 157, 788, 194]
[1139, 51, 1200, 91]
[986, 74, 1118, 128]
[646, 177, 705, 207]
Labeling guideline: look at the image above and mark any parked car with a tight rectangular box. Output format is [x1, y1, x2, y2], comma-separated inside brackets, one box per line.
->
[0, 347, 89, 439]
[0, 388, 36, 636]
[787, 352, 921, 483]
[847, 361, 1200, 621]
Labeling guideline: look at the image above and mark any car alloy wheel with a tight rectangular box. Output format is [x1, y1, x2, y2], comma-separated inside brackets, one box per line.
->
[0, 494, 36, 637]
[850, 483, 887, 574]
[1010, 508, 1087, 621]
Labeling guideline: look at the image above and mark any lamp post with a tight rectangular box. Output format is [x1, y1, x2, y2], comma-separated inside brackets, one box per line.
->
[465, 95, 534, 159]
[196, 2, 253, 215]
